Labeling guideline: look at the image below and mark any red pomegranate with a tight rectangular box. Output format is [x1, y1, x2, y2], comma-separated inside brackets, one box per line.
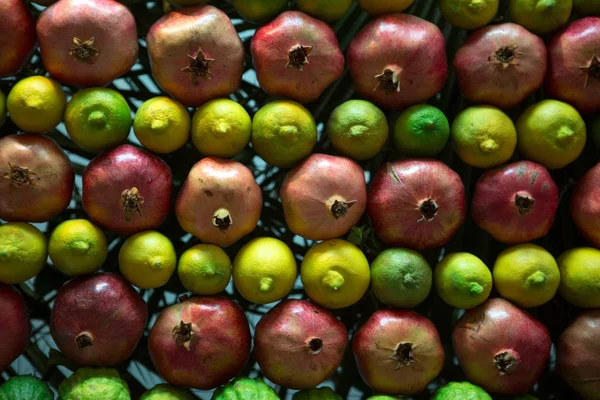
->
[50, 272, 148, 367]
[176, 157, 262, 247]
[347, 14, 447, 110]
[453, 23, 547, 109]
[36, 0, 138, 87]
[452, 298, 551, 395]
[280, 154, 366, 241]
[571, 162, 600, 248]
[82, 144, 172, 236]
[0, 0, 36, 78]
[146, 5, 244, 107]
[148, 296, 251, 390]
[254, 299, 348, 390]
[546, 17, 600, 114]
[471, 161, 559, 244]
[353, 309, 444, 395]
[0, 283, 30, 371]
[367, 159, 466, 250]
[0, 134, 74, 222]
[251, 11, 344, 104]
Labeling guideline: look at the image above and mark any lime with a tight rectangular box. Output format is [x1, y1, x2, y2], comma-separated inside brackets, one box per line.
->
[394, 104, 450, 157]
[233, 0, 288, 22]
[0, 375, 54, 399]
[48, 219, 107, 277]
[435, 252, 492, 309]
[64, 88, 132, 153]
[251, 100, 317, 168]
[574, 0, 600, 15]
[557, 247, 600, 308]
[297, 0, 353, 21]
[0, 90, 6, 127]
[133, 96, 190, 154]
[371, 248, 432, 308]
[432, 381, 492, 400]
[358, 0, 414, 13]
[509, 0, 572, 34]
[516, 100, 586, 169]
[141, 384, 193, 400]
[0, 222, 47, 284]
[191, 98, 251, 158]
[7, 76, 66, 133]
[326, 99, 389, 160]
[178, 244, 232, 295]
[59, 368, 129, 400]
[440, 0, 499, 30]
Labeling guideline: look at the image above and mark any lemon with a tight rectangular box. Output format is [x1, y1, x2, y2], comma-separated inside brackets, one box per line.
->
[0, 90, 6, 127]
[326, 99, 389, 160]
[557, 247, 600, 308]
[297, 0, 353, 21]
[301, 239, 370, 309]
[191, 99, 252, 158]
[493, 244, 560, 308]
[232, 237, 297, 304]
[233, 0, 288, 22]
[64, 88, 132, 153]
[133, 97, 190, 154]
[451, 105, 517, 168]
[178, 244, 232, 295]
[251, 100, 317, 168]
[434, 253, 492, 309]
[357, 0, 414, 14]
[119, 231, 177, 289]
[7, 76, 66, 133]
[516, 100, 586, 169]
[0, 222, 47, 284]
[394, 104, 450, 157]
[440, 0, 499, 30]
[574, 0, 600, 15]
[509, 0, 572, 35]
[48, 219, 107, 277]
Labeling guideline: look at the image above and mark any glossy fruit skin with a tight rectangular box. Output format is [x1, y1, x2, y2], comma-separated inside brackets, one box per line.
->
[471, 161, 559, 244]
[546, 17, 600, 114]
[571, 162, 600, 248]
[453, 23, 547, 109]
[82, 144, 172, 236]
[0, 375, 54, 400]
[0, 134, 74, 222]
[50, 272, 148, 366]
[251, 11, 344, 104]
[347, 14, 447, 110]
[36, 0, 138, 87]
[367, 159, 466, 250]
[176, 157, 262, 247]
[0, 284, 30, 372]
[149, 296, 251, 390]
[254, 299, 349, 390]
[0, 0, 36, 77]
[211, 377, 280, 400]
[452, 298, 551, 395]
[147, 5, 244, 107]
[353, 309, 444, 395]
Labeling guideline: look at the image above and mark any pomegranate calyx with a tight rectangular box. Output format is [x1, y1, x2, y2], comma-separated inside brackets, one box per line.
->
[515, 193, 535, 215]
[120, 187, 144, 222]
[489, 44, 522, 69]
[172, 321, 194, 351]
[493, 351, 519, 375]
[213, 208, 232, 232]
[307, 337, 324, 355]
[390, 342, 415, 370]
[374, 68, 400, 95]
[331, 199, 357, 219]
[286, 45, 312, 72]
[75, 332, 94, 349]
[182, 47, 215, 82]
[3, 162, 40, 187]
[70, 36, 99, 64]
[418, 198, 439, 222]
[579, 54, 600, 89]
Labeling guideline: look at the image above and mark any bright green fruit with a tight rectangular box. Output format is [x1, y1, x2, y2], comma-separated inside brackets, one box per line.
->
[432, 381, 492, 400]
[435, 252, 492, 309]
[293, 387, 342, 400]
[0, 376, 53, 400]
[394, 104, 449, 157]
[58, 368, 130, 400]
[211, 377, 280, 400]
[140, 384, 193, 400]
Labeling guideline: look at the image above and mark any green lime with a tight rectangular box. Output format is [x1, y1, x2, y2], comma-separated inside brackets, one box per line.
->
[574, 0, 600, 15]
[432, 381, 492, 400]
[557, 247, 600, 308]
[141, 384, 193, 400]
[440, 0, 499, 30]
[133, 96, 190, 154]
[435, 252, 492, 309]
[233, 0, 288, 22]
[0, 90, 6, 127]
[178, 244, 232, 295]
[297, 0, 353, 21]
[394, 104, 449, 157]
[327, 99, 389, 160]
[58, 368, 129, 400]
[509, 0, 572, 35]
[0, 375, 53, 400]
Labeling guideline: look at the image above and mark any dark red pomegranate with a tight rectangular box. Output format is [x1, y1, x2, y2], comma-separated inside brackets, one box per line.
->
[347, 13, 447, 110]
[50, 272, 148, 366]
[0, 283, 30, 372]
[571, 162, 600, 248]
[0, 0, 36, 78]
[0, 134, 74, 223]
[148, 296, 251, 390]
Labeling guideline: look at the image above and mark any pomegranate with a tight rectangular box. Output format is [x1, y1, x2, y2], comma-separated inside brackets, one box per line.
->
[558, 310, 600, 400]
[50, 272, 148, 366]
[452, 298, 551, 394]
[0, 134, 74, 223]
[280, 154, 366, 241]
[453, 23, 547, 109]
[0, 0, 36, 78]
[176, 157, 262, 247]
[0, 283, 30, 372]
[546, 17, 600, 114]
[471, 161, 559, 244]
[82, 144, 172, 236]
[571, 162, 600, 248]
[251, 11, 344, 104]
[367, 159, 466, 250]
[347, 14, 447, 110]
[353, 309, 444, 395]
[148, 296, 251, 390]
[147, 5, 244, 107]
[36, 0, 138, 87]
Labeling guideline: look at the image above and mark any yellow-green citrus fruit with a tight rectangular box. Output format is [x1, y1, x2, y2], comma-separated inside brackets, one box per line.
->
[358, 0, 415, 14]
[435, 252, 492, 309]
[178, 244, 232, 295]
[140, 384, 194, 400]
[133, 96, 190, 154]
[233, 0, 288, 22]
[394, 104, 450, 157]
[297, 0, 353, 21]
[557, 247, 600, 308]
[0, 222, 47, 284]
[440, 0, 499, 30]
[509, 0, 573, 35]
[432, 381, 492, 400]
[58, 368, 129, 400]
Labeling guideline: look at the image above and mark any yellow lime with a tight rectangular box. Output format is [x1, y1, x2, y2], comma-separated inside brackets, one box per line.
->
[440, 0, 499, 30]
[509, 0, 572, 35]
[493, 243, 560, 308]
[0, 222, 47, 284]
[251, 100, 317, 168]
[451, 105, 517, 168]
[358, 0, 414, 13]
[557, 247, 600, 308]
[516, 100, 586, 169]
[574, 0, 600, 15]
[7, 76, 66, 133]
[133, 97, 190, 154]
[48, 219, 107, 277]
[394, 104, 450, 157]
[232, 237, 297, 304]
[301, 239, 370, 309]
[191, 99, 251, 158]
[0, 90, 6, 127]
[297, 0, 353, 21]
[233, 0, 288, 22]
[178, 244, 232, 295]
[119, 230, 177, 289]
[434, 253, 492, 309]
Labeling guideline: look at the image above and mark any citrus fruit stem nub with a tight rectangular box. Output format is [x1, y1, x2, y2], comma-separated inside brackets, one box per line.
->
[212, 208, 232, 232]
[468, 281, 484, 295]
[349, 125, 369, 137]
[403, 273, 417, 287]
[468, 0, 484, 10]
[307, 337, 324, 355]
[72, 240, 91, 255]
[418, 198, 439, 222]
[536, 0, 557, 10]
[515, 193, 535, 215]
[259, 277, 273, 292]
[556, 126, 575, 146]
[526, 271, 547, 285]
[214, 122, 229, 137]
[88, 111, 108, 128]
[173, 321, 194, 351]
[479, 138, 499, 153]
[200, 264, 219, 278]
[330, 199, 357, 219]
[75, 332, 94, 349]
[24, 98, 42, 110]
[287, 44, 312, 71]
[322, 270, 345, 291]
[150, 257, 164, 271]
[391, 342, 415, 369]
[493, 350, 519, 375]
[374, 68, 400, 94]
[150, 119, 168, 131]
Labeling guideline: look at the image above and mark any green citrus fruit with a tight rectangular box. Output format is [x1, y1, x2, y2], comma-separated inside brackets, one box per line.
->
[233, 0, 288, 22]
[0, 222, 47, 284]
[140, 384, 194, 400]
[178, 244, 232, 295]
[58, 368, 129, 400]
[0, 375, 53, 400]
[557, 247, 600, 308]
[297, 0, 353, 21]
[435, 252, 492, 309]
[432, 381, 492, 400]
[509, 0, 573, 35]
[133, 96, 190, 154]
[574, 0, 600, 15]
[440, 0, 499, 30]
[394, 104, 450, 157]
